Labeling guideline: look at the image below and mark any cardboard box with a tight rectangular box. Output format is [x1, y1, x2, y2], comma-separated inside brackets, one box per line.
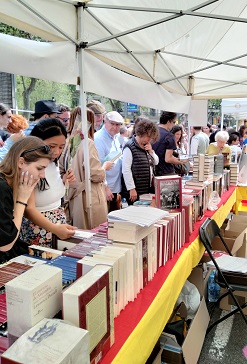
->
[200, 229, 247, 263]
[146, 339, 162, 364]
[219, 288, 247, 315]
[161, 266, 210, 364]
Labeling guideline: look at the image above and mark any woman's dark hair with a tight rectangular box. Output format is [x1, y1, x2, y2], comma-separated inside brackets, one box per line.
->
[238, 124, 247, 137]
[30, 118, 67, 190]
[160, 111, 177, 125]
[171, 124, 183, 147]
[228, 133, 239, 145]
[30, 118, 67, 140]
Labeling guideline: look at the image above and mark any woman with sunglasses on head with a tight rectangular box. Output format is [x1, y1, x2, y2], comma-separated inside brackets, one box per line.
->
[20, 118, 76, 246]
[0, 137, 52, 263]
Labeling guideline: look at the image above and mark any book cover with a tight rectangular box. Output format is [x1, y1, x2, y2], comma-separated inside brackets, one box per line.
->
[5, 265, 62, 338]
[112, 242, 138, 299]
[1, 318, 90, 364]
[142, 236, 148, 287]
[62, 265, 114, 364]
[154, 176, 182, 212]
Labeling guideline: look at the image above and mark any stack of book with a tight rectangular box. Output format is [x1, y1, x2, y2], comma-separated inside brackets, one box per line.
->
[214, 155, 224, 175]
[62, 264, 113, 364]
[0, 262, 32, 287]
[230, 163, 239, 185]
[5, 264, 62, 342]
[181, 195, 194, 243]
[222, 169, 230, 192]
[192, 154, 214, 183]
[213, 174, 223, 197]
[1, 318, 90, 364]
[45, 255, 78, 288]
[182, 187, 204, 222]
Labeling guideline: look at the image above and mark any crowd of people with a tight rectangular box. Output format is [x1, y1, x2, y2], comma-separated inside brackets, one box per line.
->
[0, 99, 246, 263]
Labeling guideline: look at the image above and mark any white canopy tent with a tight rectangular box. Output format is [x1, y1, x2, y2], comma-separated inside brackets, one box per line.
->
[1, 0, 247, 223]
[1, 0, 247, 103]
[221, 98, 247, 129]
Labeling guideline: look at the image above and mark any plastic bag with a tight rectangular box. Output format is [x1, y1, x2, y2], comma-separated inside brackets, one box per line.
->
[176, 280, 200, 320]
[207, 191, 221, 211]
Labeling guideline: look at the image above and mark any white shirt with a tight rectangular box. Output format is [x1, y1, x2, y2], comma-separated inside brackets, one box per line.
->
[122, 148, 159, 190]
[35, 162, 65, 212]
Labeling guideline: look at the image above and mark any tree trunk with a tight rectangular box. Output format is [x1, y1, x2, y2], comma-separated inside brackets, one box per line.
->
[22, 77, 37, 119]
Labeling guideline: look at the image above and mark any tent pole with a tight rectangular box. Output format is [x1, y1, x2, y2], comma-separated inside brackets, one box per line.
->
[77, 5, 93, 227]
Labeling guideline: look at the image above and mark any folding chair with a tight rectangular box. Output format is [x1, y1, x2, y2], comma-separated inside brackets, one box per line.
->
[199, 217, 247, 334]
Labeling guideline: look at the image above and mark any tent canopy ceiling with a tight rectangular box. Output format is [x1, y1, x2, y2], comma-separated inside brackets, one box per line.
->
[1, 0, 247, 110]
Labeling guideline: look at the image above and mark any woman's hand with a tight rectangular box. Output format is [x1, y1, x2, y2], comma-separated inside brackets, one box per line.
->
[129, 188, 137, 202]
[103, 161, 114, 171]
[17, 171, 39, 204]
[105, 185, 114, 201]
[63, 168, 76, 185]
[144, 142, 153, 153]
[53, 223, 77, 240]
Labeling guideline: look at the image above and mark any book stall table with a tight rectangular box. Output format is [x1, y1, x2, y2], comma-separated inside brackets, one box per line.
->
[101, 186, 236, 364]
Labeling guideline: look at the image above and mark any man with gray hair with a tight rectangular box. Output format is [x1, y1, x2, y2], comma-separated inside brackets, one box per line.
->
[94, 111, 123, 211]
[87, 100, 106, 132]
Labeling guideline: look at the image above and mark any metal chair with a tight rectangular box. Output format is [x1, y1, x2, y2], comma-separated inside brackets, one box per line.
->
[199, 217, 247, 334]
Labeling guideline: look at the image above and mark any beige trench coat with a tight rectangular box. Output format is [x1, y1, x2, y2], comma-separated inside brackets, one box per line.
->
[60, 138, 108, 229]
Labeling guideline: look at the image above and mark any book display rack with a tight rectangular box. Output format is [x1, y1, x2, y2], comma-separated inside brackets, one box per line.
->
[101, 186, 236, 363]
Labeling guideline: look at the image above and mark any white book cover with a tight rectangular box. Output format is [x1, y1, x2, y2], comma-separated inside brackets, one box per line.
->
[112, 242, 135, 301]
[5, 265, 62, 338]
[1, 318, 90, 364]
[89, 249, 126, 314]
[108, 206, 168, 227]
[78, 256, 120, 318]
[147, 229, 157, 279]
[154, 223, 163, 268]
[101, 246, 132, 304]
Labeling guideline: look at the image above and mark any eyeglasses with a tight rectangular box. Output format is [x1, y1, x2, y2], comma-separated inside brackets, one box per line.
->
[20, 145, 51, 157]
[57, 116, 69, 123]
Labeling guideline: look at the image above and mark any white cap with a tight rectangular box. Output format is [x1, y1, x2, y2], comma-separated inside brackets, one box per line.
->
[106, 111, 123, 124]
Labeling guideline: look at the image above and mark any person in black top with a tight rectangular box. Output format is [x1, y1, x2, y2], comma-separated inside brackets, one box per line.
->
[152, 111, 188, 175]
[0, 137, 51, 263]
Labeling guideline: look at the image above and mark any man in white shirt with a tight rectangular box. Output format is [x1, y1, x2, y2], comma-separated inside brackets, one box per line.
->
[190, 126, 209, 155]
[94, 111, 123, 211]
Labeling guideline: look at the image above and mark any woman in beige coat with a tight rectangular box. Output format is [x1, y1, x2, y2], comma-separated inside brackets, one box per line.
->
[60, 107, 113, 229]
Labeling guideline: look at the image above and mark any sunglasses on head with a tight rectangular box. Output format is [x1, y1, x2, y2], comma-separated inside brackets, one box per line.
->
[20, 145, 51, 157]
[56, 116, 69, 123]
